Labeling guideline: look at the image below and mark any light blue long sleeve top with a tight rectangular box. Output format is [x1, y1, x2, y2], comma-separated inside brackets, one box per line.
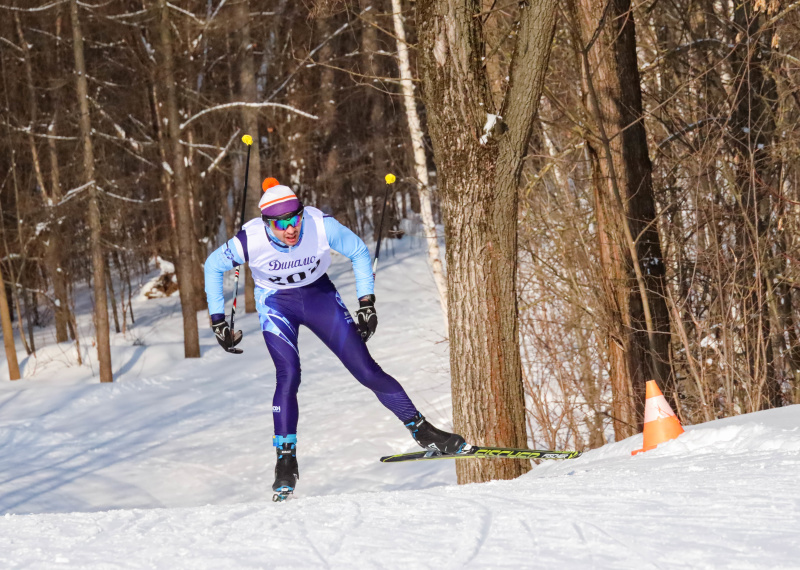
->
[205, 216, 374, 320]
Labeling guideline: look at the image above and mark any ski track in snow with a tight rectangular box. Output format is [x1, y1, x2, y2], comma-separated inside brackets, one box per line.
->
[1, 235, 799, 568]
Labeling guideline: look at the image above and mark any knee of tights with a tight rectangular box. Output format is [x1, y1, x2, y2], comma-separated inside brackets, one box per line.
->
[274, 374, 301, 393]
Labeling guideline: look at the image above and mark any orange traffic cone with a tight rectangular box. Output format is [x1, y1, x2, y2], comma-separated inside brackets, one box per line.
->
[632, 380, 685, 455]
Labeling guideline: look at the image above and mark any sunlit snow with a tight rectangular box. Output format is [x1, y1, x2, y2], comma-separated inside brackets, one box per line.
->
[0, 235, 798, 568]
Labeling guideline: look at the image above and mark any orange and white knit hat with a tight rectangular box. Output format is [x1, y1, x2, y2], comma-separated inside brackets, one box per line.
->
[258, 178, 302, 218]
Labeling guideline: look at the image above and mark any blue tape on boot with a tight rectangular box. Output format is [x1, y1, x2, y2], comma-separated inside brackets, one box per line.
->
[273, 434, 298, 447]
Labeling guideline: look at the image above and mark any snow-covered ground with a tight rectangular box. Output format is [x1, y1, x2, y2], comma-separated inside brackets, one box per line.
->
[1, 236, 799, 568]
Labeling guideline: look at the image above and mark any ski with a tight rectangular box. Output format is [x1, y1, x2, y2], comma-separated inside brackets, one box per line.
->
[380, 445, 582, 463]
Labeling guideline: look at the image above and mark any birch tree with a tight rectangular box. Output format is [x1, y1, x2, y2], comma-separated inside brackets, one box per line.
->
[390, 0, 448, 325]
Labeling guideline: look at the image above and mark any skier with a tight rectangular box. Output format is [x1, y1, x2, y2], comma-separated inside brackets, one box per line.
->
[204, 178, 465, 497]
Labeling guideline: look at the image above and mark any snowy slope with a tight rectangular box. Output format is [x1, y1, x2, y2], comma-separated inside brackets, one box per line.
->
[0, 234, 455, 513]
[1, 236, 800, 568]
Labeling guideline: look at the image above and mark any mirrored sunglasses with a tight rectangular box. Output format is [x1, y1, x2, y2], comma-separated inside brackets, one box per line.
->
[268, 213, 303, 231]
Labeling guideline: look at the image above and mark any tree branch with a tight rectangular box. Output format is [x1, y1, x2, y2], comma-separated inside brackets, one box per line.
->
[179, 102, 317, 132]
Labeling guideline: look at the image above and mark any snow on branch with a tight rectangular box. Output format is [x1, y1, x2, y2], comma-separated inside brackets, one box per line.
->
[207, 0, 229, 24]
[167, 2, 205, 24]
[0, 1, 66, 11]
[104, 8, 147, 21]
[657, 117, 720, 148]
[640, 39, 730, 72]
[200, 129, 240, 179]
[57, 180, 94, 206]
[267, 18, 356, 101]
[480, 114, 499, 145]
[0, 120, 79, 141]
[0, 36, 23, 52]
[764, 0, 800, 27]
[179, 102, 317, 132]
[99, 188, 163, 204]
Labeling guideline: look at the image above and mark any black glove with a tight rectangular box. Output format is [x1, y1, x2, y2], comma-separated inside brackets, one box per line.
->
[212, 317, 243, 354]
[356, 295, 378, 342]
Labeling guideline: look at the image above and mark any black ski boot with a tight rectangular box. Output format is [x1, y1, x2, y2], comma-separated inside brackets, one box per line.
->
[272, 435, 298, 502]
[404, 413, 467, 454]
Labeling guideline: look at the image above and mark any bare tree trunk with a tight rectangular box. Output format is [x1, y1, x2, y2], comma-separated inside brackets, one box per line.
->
[234, 0, 262, 314]
[149, 83, 180, 266]
[730, 2, 781, 410]
[70, 0, 113, 382]
[417, 0, 558, 484]
[23, 290, 36, 356]
[157, 0, 200, 358]
[10, 279, 31, 357]
[314, 17, 344, 224]
[0, 263, 20, 380]
[361, 0, 390, 237]
[587, 144, 639, 436]
[14, 13, 49, 203]
[46, 112, 70, 343]
[568, 0, 672, 433]
[71, 0, 113, 382]
[113, 251, 134, 331]
[106, 258, 121, 334]
[8, 160, 31, 357]
[390, 0, 448, 327]
[67, 283, 82, 366]
[111, 253, 126, 334]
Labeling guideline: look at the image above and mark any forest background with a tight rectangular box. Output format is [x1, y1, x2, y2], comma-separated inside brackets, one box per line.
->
[1, 0, 799, 485]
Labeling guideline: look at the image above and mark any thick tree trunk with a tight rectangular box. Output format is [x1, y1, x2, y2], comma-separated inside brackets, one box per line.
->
[70, 0, 113, 382]
[417, 0, 558, 484]
[587, 144, 639, 436]
[569, 0, 671, 433]
[235, 0, 262, 314]
[390, 0, 449, 327]
[157, 0, 200, 358]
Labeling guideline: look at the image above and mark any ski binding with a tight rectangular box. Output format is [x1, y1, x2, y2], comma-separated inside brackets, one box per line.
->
[273, 491, 292, 502]
[272, 486, 294, 503]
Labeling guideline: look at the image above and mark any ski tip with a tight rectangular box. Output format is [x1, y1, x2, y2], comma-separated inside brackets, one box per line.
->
[379, 454, 403, 463]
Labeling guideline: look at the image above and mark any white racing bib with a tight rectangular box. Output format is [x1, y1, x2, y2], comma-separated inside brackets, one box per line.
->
[236, 206, 332, 290]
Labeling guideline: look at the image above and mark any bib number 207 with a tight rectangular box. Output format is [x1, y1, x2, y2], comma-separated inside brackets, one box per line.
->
[268, 259, 321, 286]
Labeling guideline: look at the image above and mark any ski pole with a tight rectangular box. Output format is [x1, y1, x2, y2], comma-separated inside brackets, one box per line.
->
[372, 173, 396, 279]
[230, 134, 253, 333]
